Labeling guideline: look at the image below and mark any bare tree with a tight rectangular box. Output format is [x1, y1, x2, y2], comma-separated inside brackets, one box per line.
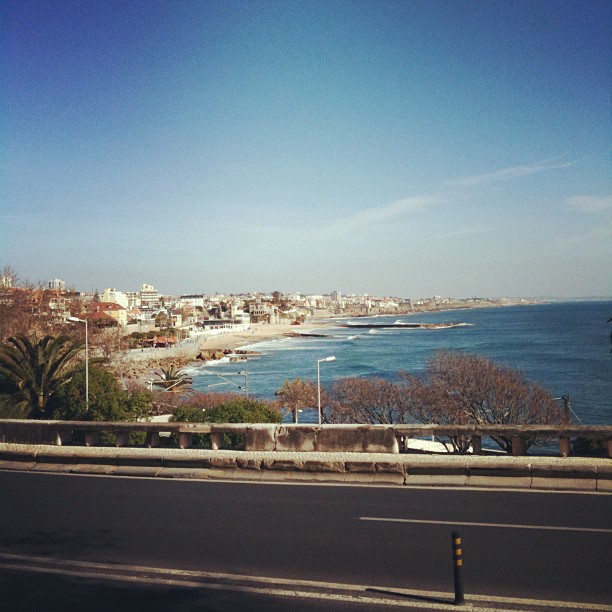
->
[275, 378, 321, 423]
[329, 377, 411, 425]
[398, 372, 472, 452]
[400, 352, 565, 453]
[90, 327, 124, 360]
[0, 266, 75, 342]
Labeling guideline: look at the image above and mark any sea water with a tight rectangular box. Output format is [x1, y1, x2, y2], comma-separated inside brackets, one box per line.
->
[190, 301, 611, 425]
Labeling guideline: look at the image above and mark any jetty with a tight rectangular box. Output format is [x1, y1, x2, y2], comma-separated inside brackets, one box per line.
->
[341, 322, 469, 330]
[283, 332, 331, 338]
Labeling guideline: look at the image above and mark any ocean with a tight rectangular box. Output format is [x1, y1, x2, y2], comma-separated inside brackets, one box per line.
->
[190, 301, 611, 425]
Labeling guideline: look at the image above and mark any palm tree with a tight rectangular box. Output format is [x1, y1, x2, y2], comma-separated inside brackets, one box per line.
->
[153, 366, 193, 392]
[0, 334, 84, 418]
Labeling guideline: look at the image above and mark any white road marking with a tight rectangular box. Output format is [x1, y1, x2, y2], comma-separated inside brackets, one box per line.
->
[359, 516, 612, 534]
[0, 553, 610, 611]
[1, 562, 461, 610]
[3, 468, 611, 495]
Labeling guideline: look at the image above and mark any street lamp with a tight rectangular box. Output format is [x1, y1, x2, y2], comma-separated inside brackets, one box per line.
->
[206, 370, 249, 398]
[317, 356, 336, 425]
[68, 316, 89, 411]
[553, 395, 574, 424]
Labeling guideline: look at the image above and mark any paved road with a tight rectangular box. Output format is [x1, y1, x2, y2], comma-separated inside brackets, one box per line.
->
[1, 472, 610, 610]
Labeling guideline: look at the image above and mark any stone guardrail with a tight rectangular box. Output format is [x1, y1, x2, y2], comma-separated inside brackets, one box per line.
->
[0, 420, 610, 457]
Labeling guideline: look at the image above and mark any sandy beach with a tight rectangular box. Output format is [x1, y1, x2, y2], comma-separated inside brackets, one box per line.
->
[117, 321, 332, 385]
[193, 321, 330, 351]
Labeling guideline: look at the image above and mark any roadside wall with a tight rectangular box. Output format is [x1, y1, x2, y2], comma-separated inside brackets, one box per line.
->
[1, 444, 610, 492]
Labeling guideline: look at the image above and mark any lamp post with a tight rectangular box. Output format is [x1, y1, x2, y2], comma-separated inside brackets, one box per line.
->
[317, 356, 336, 425]
[207, 370, 248, 398]
[239, 370, 249, 399]
[68, 316, 89, 411]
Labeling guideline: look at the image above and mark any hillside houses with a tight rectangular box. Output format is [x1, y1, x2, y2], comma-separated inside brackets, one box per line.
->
[2, 271, 504, 344]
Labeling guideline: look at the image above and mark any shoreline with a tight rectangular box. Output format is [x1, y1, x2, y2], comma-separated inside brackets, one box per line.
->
[193, 321, 332, 353]
[117, 321, 332, 387]
[116, 300, 535, 387]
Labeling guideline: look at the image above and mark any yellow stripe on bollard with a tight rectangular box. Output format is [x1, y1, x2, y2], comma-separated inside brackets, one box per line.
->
[451, 531, 465, 605]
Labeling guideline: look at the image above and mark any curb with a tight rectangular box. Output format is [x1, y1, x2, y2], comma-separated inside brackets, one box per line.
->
[1, 445, 610, 491]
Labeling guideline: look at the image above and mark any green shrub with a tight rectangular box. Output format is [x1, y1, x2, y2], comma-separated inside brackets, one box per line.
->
[0, 394, 27, 419]
[51, 366, 123, 421]
[49, 366, 153, 446]
[171, 405, 209, 446]
[203, 398, 282, 425]
[51, 366, 153, 424]
[170, 398, 281, 448]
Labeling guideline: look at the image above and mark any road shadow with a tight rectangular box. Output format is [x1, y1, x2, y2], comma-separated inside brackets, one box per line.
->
[0, 528, 117, 560]
[366, 587, 452, 606]
[1, 570, 413, 612]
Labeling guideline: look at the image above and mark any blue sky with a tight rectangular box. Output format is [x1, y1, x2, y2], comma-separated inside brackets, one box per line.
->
[1, 0, 610, 298]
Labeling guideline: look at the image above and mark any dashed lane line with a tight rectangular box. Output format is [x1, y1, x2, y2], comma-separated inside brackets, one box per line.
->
[359, 517, 612, 534]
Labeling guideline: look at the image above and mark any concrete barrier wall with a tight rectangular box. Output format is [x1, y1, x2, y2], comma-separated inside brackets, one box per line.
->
[1, 444, 610, 492]
[244, 425, 400, 453]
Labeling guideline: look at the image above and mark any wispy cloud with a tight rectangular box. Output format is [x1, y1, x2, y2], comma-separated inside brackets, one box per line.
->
[566, 195, 612, 213]
[322, 191, 458, 237]
[327, 158, 575, 236]
[342, 193, 451, 226]
[453, 159, 576, 187]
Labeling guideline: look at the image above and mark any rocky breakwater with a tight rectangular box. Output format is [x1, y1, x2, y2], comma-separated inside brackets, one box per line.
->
[283, 332, 330, 338]
[196, 348, 261, 362]
[342, 322, 471, 330]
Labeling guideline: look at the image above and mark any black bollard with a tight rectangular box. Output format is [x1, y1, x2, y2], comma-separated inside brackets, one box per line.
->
[451, 531, 464, 605]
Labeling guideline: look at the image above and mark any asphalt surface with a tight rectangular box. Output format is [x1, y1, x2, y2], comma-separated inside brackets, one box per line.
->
[1, 471, 611, 611]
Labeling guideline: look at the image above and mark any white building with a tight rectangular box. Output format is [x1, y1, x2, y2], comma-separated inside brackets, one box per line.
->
[125, 291, 141, 309]
[233, 312, 251, 326]
[102, 288, 129, 309]
[230, 299, 248, 318]
[178, 294, 206, 309]
[48, 278, 66, 291]
[189, 313, 251, 339]
[140, 283, 160, 308]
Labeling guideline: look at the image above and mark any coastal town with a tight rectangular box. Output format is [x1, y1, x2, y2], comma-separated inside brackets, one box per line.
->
[0, 270, 535, 385]
[0, 271, 529, 340]
[1, 272, 527, 333]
